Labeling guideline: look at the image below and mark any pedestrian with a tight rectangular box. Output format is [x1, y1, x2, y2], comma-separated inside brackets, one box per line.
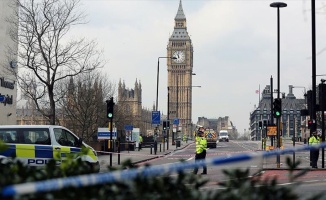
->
[139, 134, 143, 151]
[309, 131, 320, 168]
[183, 134, 186, 142]
[193, 127, 207, 175]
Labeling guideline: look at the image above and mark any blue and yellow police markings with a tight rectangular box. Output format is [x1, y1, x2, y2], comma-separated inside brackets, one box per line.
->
[71, 146, 97, 161]
[0, 144, 97, 166]
[53, 146, 72, 160]
[2, 144, 54, 165]
[1, 144, 16, 157]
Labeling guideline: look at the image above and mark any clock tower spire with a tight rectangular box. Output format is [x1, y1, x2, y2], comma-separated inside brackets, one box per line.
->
[167, 0, 194, 143]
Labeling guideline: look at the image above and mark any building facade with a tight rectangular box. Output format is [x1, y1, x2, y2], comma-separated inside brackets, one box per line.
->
[0, 0, 18, 125]
[167, 0, 194, 137]
[117, 79, 152, 136]
[249, 85, 306, 141]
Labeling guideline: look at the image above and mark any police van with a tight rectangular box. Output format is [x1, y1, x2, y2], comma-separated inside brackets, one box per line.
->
[0, 125, 99, 172]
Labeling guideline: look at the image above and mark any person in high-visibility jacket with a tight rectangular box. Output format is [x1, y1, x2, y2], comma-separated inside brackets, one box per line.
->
[139, 134, 143, 151]
[193, 127, 207, 174]
[309, 131, 320, 168]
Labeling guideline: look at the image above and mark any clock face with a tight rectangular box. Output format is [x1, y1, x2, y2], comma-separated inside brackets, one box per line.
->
[173, 51, 185, 63]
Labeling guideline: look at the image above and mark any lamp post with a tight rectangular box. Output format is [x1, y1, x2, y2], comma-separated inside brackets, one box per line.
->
[156, 57, 177, 111]
[320, 79, 326, 168]
[186, 85, 201, 139]
[185, 72, 197, 138]
[270, 1, 287, 168]
[167, 86, 170, 150]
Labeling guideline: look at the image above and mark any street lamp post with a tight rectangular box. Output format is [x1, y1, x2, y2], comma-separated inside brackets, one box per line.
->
[156, 57, 177, 111]
[156, 57, 176, 147]
[186, 85, 201, 139]
[270, 1, 287, 168]
[185, 72, 197, 138]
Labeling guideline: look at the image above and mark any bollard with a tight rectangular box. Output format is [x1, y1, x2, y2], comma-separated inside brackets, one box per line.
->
[160, 144, 161, 152]
[150, 145, 152, 154]
[154, 141, 157, 155]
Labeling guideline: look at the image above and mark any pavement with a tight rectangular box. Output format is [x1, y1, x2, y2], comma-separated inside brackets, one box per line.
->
[260, 140, 326, 183]
[97, 139, 326, 183]
[97, 139, 192, 172]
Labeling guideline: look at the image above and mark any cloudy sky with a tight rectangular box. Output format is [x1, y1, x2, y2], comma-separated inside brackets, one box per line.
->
[71, 0, 326, 133]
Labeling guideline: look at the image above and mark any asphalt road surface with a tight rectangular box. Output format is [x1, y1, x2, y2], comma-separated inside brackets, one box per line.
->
[136, 140, 263, 183]
[134, 140, 326, 199]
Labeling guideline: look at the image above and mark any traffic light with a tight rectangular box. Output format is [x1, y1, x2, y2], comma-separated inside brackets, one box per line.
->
[167, 121, 170, 129]
[263, 120, 267, 128]
[163, 121, 167, 130]
[273, 98, 282, 118]
[258, 121, 262, 129]
[308, 120, 312, 129]
[308, 119, 316, 129]
[106, 97, 115, 119]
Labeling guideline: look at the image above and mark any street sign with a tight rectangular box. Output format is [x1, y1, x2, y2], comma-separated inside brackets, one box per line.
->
[173, 118, 179, 125]
[97, 127, 117, 140]
[267, 125, 277, 136]
[152, 111, 160, 124]
[0, 95, 6, 103]
[124, 125, 133, 131]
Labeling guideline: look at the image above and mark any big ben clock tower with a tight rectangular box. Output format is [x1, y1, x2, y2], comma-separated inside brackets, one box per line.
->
[167, 0, 194, 141]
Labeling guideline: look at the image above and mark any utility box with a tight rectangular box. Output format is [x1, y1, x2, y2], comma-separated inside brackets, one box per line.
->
[176, 140, 181, 147]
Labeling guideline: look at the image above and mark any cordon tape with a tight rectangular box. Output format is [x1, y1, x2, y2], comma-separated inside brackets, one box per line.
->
[2, 143, 326, 197]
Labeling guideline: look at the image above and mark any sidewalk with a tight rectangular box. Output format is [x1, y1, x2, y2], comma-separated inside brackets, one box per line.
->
[98, 139, 193, 172]
[260, 140, 326, 183]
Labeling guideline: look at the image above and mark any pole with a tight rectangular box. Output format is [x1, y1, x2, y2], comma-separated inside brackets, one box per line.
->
[167, 86, 170, 150]
[322, 110, 325, 168]
[276, 6, 281, 168]
[320, 81, 325, 168]
[187, 88, 189, 139]
[311, 0, 317, 169]
[311, 0, 317, 136]
[293, 115, 295, 164]
[118, 137, 120, 165]
[270, 76, 274, 147]
[156, 58, 160, 111]
[176, 75, 179, 141]
[270, 1, 287, 169]
[110, 116, 113, 167]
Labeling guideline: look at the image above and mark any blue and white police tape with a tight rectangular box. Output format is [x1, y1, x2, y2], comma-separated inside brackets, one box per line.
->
[2, 142, 326, 197]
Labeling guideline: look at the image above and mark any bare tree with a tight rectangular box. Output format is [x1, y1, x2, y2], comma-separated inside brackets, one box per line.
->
[58, 71, 115, 142]
[7, 0, 103, 124]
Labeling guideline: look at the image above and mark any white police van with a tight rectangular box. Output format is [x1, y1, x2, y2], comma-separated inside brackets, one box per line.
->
[218, 130, 229, 142]
[0, 125, 99, 172]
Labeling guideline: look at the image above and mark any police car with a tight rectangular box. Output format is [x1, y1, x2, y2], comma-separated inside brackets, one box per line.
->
[0, 125, 99, 172]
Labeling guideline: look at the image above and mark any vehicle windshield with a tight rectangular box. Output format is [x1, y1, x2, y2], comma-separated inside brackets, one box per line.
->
[219, 132, 227, 136]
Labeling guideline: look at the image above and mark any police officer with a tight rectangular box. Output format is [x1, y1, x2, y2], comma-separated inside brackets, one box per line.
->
[139, 134, 143, 151]
[193, 127, 207, 174]
[309, 131, 320, 168]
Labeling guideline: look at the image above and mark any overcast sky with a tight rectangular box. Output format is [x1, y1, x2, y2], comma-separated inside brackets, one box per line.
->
[71, 0, 326, 133]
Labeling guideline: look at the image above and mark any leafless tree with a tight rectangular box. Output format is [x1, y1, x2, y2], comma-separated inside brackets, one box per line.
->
[7, 0, 103, 124]
[58, 71, 115, 142]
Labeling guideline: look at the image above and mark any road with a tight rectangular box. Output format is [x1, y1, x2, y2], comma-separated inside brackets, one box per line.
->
[99, 140, 326, 199]
[129, 140, 326, 199]
[135, 140, 263, 184]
